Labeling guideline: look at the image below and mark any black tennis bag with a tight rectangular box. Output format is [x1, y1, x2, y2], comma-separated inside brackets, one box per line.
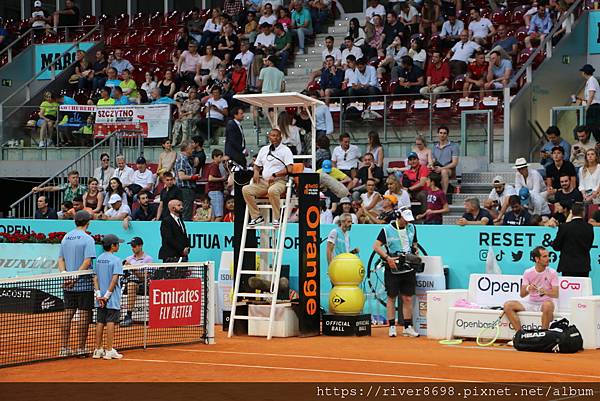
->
[513, 318, 583, 353]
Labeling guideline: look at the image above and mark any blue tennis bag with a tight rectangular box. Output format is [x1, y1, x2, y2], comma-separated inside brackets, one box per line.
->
[513, 318, 583, 353]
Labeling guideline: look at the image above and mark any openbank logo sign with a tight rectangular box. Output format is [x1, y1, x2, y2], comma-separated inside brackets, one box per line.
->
[149, 278, 202, 328]
[470, 274, 522, 307]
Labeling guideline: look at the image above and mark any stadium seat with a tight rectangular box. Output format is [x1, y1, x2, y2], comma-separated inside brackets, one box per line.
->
[515, 26, 528, 43]
[144, 28, 162, 46]
[105, 31, 126, 47]
[160, 27, 179, 45]
[155, 48, 174, 64]
[388, 160, 406, 169]
[131, 66, 146, 84]
[115, 14, 130, 31]
[165, 10, 184, 27]
[137, 48, 157, 65]
[98, 14, 115, 28]
[491, 9, 508, 26]
[81, 14, 97, 25]
[131, 13, 149, 28]
[149, 12, 163, 28]
[126, 30, 145, 47]
[73, 89, 89, 105]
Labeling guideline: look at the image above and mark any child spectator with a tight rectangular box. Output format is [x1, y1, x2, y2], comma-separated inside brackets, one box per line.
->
[223, 195, 235, 222]
[193, 195, 213, 222]
[92, 234, 124, 360]
[57, 201, 74, 219]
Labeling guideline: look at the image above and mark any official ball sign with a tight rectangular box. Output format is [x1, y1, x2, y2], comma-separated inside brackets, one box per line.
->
[149, 278, 202, 328]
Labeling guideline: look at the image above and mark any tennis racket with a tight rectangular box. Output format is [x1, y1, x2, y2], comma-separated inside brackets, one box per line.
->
[476, 312, 505, 347]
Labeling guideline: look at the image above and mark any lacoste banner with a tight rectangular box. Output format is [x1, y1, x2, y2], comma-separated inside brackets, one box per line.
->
[0, 243, 60, 279]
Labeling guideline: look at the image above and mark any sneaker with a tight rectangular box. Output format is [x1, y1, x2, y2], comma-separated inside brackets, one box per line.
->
[388, 325, 397, 337]
[58, 347, 72, 357]
[121, 315, 134, 327]
[272, 219, 280, 228]
[296, 49, 305, 55]
[507, 340, 514, 346]
[38, 140, 46, 148]
[103, 348, 123, 360]
[402, 325, 420, 337]
[92, 348, 105, 359]
[248, 216, 264, 226]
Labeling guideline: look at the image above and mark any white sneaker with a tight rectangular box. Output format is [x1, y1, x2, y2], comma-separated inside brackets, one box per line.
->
[388, 325, 397, 337]
[248, 216, 264, 226]
[403, 325, 420, 337]
[102, 348, 123, 359]
[507, 340, 514, 346]
[38, 140, 46, 148]
[92, 348, 105, 359]
[58, 347, 72, 357]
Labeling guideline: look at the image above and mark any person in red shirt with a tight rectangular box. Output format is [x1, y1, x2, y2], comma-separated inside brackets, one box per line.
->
[416, 172, 449, 224]
[206, 149, 227, 221]
[403, 152, 429, 214]
[419, 51, 450, 98]
[463, 50, 488, 98]
[230, 59, 247, 94]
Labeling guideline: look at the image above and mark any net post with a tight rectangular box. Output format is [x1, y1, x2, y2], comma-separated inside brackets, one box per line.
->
[143, 266, 148, 350]
[206, 261, 216, 344]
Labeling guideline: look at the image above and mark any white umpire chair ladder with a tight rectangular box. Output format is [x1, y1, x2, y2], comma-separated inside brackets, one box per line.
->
[228, 176, 296, 340]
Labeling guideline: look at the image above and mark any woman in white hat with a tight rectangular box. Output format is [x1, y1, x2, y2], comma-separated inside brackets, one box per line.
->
[513, 157, 546, 197]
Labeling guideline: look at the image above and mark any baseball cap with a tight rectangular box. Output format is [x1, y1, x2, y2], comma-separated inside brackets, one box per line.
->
[580, 64, 595, 75]
[551, 145, 565, 154]
[339, 197, 351, 204]
[34, 0, 42, 7]
[492, 175, 505, 185]
[407, 151, 418, 160]
[322, 159, 332, 173]
[383, 194, 398, 205]
[109, 194, 122, 204]
[127, 236, 144, 246]
[136, 156, 147, 164]
[518, 187, 530, 205]
[102, 234, 124, 248]
[396, 206, 414, 222]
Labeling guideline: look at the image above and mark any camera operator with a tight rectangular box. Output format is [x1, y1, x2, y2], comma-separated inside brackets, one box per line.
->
[373, 206, 422, 338]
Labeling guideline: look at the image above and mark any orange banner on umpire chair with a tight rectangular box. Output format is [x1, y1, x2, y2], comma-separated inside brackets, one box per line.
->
[93, 104, 171, 138]
[149, 278, 202, 328]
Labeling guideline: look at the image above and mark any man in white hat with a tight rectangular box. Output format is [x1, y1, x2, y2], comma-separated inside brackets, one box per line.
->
[486, 175, 516, 223]
[102, 194, 131, 221]
[373, 206, 421, 338]
[30, 1, 50, 36]
[513, 157, 546, 197]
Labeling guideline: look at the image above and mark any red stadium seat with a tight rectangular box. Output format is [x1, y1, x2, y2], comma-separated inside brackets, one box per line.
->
[126, 30, 145, 47]
[149, 12, 163, 28]
[388, 160, 406, 169]
[98, 14, 114, 28]
[115, 14, 130, 31]
[155, 48, 174, 64]
[105, 31, 126, 47]
[160, 27, 179, 45]
[73, 89, 89, 105]
[515, 26, 528, 43]
[451, 74, 465, 92]
[123, 48, 136, 61]
[137, 48, 157, 64]
[131, 13, 148, 28]
[81, 14, 97, 25]
[144, 28, 162, 46]
[131, 66, 146, 84]
[491, 10, 507, 26]
[165, 10, 184, 27]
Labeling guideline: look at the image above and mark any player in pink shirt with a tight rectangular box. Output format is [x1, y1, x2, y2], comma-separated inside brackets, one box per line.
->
[503, 246, 559, 331]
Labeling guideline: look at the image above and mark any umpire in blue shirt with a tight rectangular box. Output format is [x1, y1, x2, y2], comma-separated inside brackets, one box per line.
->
[58, 210, 96, 357]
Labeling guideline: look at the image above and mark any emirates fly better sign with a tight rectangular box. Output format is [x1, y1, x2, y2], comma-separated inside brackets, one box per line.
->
[149, 279, 202, 328]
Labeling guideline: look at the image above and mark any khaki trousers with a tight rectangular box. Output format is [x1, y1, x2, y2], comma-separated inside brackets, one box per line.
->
[242, 179, 287, 220]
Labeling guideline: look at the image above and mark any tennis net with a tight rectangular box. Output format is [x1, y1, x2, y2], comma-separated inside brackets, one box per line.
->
[0, 262, 215, 368]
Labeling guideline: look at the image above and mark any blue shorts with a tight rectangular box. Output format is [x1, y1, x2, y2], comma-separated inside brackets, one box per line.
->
[208, 191, 224, 217]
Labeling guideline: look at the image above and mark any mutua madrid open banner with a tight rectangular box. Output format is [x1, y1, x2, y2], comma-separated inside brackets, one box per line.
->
[35, 42, 95, 80]
[1, 220, 599, 309]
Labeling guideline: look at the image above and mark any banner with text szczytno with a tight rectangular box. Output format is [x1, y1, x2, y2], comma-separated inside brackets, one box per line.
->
[93, 104, 171, 138]
[149, 278, 202, 328]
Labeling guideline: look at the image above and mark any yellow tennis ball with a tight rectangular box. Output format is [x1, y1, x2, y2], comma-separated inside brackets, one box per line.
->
[329, 285, 365, 315]
[328, 253, 365, 286]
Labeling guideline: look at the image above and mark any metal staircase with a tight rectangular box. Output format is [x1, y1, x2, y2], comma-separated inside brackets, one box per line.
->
[228, 177, 295, 339]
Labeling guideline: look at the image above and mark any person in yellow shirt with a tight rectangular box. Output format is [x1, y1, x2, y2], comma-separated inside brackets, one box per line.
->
[119, 69, 140, 103]
[38, 91, 59, 147]
[97, 87, 116, 106]
[317, 159, 359, 189]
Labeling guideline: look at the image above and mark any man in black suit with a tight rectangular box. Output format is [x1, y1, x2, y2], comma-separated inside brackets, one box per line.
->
[551, 202, 595, 277]
[224, 106, 247, 168]
[158, 199, 191, 263]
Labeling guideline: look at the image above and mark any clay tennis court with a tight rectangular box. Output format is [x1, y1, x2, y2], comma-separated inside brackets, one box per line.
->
[3, 327, 600, 382]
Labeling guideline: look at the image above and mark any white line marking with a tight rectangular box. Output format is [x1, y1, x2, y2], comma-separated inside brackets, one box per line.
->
[449, 365, 600, 380]
[169, 348, 437, 367]
[122, 357, 478, 382]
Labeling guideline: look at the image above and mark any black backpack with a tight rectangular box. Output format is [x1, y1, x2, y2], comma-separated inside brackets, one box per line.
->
[513, 318, 583, 353]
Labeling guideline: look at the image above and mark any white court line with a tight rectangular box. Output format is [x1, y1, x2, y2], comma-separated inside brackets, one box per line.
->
[170, 348, 438, 367]
[122, 357, 478, 382]
[449, 365, 600, 380]
[443, 345, 516, 352]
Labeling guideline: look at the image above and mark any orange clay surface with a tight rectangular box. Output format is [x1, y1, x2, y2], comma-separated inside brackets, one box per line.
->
[2, 326, 600, 382]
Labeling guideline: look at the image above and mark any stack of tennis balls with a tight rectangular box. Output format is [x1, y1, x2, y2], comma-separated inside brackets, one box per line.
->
[328, 253, 365, 314]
